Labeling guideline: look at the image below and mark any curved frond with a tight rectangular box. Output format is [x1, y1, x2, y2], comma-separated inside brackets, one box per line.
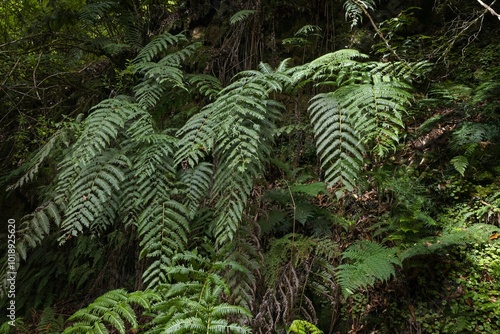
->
[230, 10, 256, 25]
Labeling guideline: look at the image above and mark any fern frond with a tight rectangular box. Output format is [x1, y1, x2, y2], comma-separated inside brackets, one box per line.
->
[450, 122, 500, 151]
[175, 108, 215, 167]
[337, 240, 401, 297]
[472, 80, 500, 104]
[223, 223, 261, 311]
[343, 0, 376, 29]
[188, 74, 223, 100]
[399, 223, 499, 261]
[139, 200, 190, 288]
[177, 67, 285, 246]
[451, 155, 469, 176]
[6, 126, 74, 190]
[369, 60, 432, 83]
[289, 49, 367, 90]
[309, 93, 364, 191]
[59, 98, 140, 166]
[120, 133, 176, 232]
[15, 202, 63, 260]
[148, 261, 252, 334]
[180, 162, 213, 217]
[133, 63, 183, 109]
[63, 289, 158, 334]
[229, 10, 256, 25]
[334, 81, 412, 156]
[58, 152, 128, 243]
[131, 34, 199, 109]
[79, 1, 116, 26]
[133, 32, 187, 63]
[295, 25, 322, 37]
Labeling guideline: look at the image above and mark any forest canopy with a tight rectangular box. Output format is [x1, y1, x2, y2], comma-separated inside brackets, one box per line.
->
[1, 0, 500, 333]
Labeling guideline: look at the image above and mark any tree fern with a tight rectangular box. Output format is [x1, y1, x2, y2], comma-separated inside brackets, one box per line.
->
[337, 240, 401, 297]
[6, 32, 198, 291]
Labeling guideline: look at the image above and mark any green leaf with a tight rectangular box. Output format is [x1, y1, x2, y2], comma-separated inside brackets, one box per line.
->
[290, 182, 328, 197]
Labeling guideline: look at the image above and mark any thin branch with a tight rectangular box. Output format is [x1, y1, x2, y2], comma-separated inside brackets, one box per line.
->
[433, 2, 495, 64]
[351, 0, 403, 61]
[33, 52, 43, 100]
[477, 0, 500, 19]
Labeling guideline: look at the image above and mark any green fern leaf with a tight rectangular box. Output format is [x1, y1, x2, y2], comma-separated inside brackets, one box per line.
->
[335, 81, 412, 156]
[229, 10, 256, 25]
[15, 202, 62, 260]
[177, 67, 285, 246]
[309, 93, 364, 191]
[181, 162, 213, 217]
[295, 25, 322, 37]
[63, 289, 158, 334]
[6, 126, 74, 190]
[399, 224, 499, 261]
[58, 153, 128, 243]
[188, 74, 223, 99]
[337, 240, 401, 297]
[343, 0, 376, 28]
[133, 32, 187, 63]
[290, 182, 328, 197]
[138, 200, 190, 288]
[451, 155, 469, 176]
[79, 1, 116, 26]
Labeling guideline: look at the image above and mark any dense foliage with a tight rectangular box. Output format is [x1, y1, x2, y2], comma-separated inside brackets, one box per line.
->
[1, 0, 500, 333]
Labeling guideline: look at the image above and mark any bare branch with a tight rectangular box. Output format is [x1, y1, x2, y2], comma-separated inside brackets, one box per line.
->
[477, 0, 500, 20]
